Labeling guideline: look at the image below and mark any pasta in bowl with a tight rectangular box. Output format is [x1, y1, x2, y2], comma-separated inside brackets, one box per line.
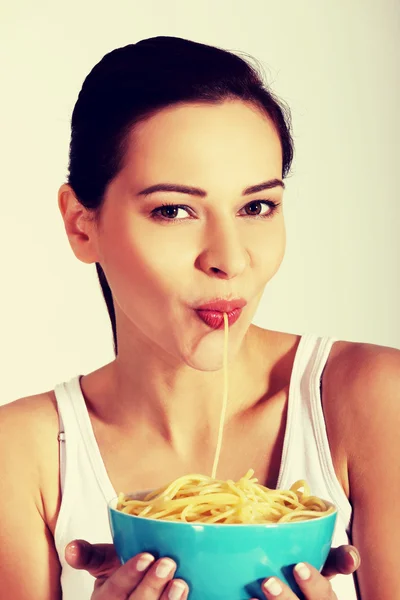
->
[108, 470, 337, 600]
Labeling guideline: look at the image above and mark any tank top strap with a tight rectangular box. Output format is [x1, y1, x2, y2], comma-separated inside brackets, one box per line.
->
[53, 377, 115, 598]
[54, 375, 116, 503]
[278, 333, 352, 526]
[53, 377, 82, 542]
[304, 336, 351, 522]
[55, 391, 66, 496]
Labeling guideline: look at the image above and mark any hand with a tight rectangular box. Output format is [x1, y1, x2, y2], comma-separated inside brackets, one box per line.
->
[257, 545, 361, 599]
[65, 539, 189, 599]
[65, 540, 360, 600]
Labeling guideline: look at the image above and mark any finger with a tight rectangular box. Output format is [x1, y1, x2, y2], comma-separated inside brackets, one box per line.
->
[262, 562, 336, 600]
[321, 545, 361, 579]
[124, 557, 177, 599]
[95, 553, 157, 599]
[293, 562, 336, 599]
[160, 578, 189, 600]
[65, 540, 121, 577]
[262, 576, 299, 599]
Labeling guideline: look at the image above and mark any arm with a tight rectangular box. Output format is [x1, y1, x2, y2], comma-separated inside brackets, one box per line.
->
[334, 343, 400, 598]
[244, 341, 397, 600]
[0, 399, 62, 600]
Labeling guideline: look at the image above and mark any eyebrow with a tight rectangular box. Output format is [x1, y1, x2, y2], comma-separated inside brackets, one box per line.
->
[137, 178, 285, 198]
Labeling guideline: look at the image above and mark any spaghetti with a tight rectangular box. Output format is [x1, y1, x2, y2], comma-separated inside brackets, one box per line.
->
[116, 470, 334, 524]
[117, 312, 334, 524]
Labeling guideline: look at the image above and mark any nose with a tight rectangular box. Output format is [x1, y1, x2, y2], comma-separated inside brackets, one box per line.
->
[195, 218, 249, 279]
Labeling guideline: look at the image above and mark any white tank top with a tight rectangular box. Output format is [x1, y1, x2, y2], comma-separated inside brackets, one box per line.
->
[53, 334, 358, 599]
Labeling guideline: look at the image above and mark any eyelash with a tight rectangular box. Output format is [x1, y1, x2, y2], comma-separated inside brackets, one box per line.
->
[150, 200, 281, 223]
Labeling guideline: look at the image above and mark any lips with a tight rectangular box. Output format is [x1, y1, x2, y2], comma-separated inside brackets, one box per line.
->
[195, 299, 247, 312]
[196, 308, 243, 329]
[194, 298, 247, 329]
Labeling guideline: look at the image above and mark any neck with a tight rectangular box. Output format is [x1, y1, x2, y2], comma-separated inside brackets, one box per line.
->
[82, 325, 272, 459]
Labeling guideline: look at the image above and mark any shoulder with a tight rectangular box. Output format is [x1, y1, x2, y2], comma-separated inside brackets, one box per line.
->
[0, 390, 60, 446]
[324, 338, 400, 407]
[0, 391, 61, 523]
[327, 337, 399, 376]
[323, 339, 400, 490]
[323, 341, 400, 597]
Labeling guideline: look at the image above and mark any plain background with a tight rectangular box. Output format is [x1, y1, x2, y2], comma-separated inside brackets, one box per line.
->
[1, 0, 399, 405]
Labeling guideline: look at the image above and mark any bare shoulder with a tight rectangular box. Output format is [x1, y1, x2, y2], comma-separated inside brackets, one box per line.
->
[323, 338, 400, 425]
[322, 339, 400, 492]
[0, 390, 61, 523]
[0, 389, 60, 450]
[326, 338, 399, 379]
[324, 338, 400, 405]
[323, 341, 400, 597]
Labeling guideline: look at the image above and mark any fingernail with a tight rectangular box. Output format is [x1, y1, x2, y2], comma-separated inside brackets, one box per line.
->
[65, 542, 79, 558]
[263, 577, 283, 596]
[156, 559, 175, 578]
[349, 549, 360, 569]
[295, 562, 311, 581]
[136, 553, 155, 572]
[168, 580, 186, 600]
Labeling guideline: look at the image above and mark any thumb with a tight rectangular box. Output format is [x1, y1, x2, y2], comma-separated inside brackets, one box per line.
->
[65, 540, 121, 578]
[321, 544, 361, 579]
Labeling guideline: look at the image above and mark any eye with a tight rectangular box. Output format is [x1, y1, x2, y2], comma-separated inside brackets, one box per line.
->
[240, 200, 279, 218]
[153, 203, 191, 220]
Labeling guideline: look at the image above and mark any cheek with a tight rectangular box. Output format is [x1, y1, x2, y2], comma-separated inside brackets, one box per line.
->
[99, 218, 186, 312]
[253, 220, 286, 277]
[274, 222, 286, 264]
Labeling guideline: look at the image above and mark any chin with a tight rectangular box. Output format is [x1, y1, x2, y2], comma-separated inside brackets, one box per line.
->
[185, 357, 225, 372]
[182, 342, 234, 372]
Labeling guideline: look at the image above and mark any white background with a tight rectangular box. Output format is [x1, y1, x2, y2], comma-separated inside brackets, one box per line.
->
[1, 0, 399, 404]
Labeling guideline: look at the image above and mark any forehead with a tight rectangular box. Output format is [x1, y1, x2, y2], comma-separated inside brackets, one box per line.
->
[122, 100, 283, 189]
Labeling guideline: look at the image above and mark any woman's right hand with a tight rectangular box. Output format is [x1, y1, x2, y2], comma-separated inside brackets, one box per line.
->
[65, 539, 189, 600]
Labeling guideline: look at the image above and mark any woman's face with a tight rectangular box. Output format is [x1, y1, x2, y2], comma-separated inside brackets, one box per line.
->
[93, 100, 286, 369]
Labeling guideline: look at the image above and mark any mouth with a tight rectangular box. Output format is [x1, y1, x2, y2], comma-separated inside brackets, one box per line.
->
[193, 298, 247, 330]
[195, 308, 243, 329]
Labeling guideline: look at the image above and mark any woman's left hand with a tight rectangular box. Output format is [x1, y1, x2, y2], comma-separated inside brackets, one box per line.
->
[258, 544, 361, 599]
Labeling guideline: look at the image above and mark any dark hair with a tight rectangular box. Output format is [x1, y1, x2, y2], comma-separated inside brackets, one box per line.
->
[67, 36, 294, 356]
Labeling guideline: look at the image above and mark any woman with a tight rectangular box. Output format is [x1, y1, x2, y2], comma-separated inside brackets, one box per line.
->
[1, 36, 398, 600]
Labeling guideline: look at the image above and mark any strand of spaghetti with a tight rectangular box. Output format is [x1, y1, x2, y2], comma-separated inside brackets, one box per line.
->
[279, 509, 331, 523]
[144, 474, 211, 501]
[211, 312, 229, 479]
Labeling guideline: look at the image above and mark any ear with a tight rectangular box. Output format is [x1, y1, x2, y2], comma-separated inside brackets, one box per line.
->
[58, 184, 100, 264]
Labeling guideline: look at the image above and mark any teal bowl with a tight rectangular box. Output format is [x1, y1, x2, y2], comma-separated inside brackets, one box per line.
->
[108, 491, 337, 600]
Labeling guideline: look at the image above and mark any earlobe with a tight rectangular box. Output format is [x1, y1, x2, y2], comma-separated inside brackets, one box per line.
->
[57, 184, 100, 264]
